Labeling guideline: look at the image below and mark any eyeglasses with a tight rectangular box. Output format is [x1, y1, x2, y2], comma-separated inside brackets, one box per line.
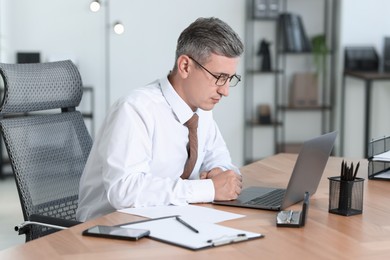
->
[189, 57, 241, 87]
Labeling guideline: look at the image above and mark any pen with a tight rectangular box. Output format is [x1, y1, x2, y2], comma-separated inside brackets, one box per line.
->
[207, 234, 247, 246]
[175, 216, 199, 233]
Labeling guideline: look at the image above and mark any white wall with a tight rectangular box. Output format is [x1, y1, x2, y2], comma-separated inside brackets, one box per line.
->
[0, 0, 246, 166]
[0, 0, 105, 137]
[337, 0, 390, 158]
[2, 0, 388, 163]
[108, 0, 246, 166]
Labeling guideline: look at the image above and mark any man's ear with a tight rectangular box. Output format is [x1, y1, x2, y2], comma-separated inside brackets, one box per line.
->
[177, 55, 191, 78]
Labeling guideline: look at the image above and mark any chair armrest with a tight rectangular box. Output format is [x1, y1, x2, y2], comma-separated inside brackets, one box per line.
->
[15, 214, 82, 235]
[29, 214, 81, 227]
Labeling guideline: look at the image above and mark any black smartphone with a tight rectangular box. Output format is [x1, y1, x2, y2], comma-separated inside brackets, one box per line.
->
[82, 225, 150, 241]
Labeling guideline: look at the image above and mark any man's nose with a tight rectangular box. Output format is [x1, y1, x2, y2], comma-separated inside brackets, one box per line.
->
[217, 83, 229, 97]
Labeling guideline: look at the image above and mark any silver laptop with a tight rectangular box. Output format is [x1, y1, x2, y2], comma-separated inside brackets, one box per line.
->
[213, 131, 337, 210]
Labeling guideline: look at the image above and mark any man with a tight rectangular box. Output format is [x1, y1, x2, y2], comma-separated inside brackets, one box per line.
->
[76, 17, 244, 221]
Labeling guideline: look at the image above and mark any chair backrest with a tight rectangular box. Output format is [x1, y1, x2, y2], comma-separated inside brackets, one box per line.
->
[0, 60, 92, 241]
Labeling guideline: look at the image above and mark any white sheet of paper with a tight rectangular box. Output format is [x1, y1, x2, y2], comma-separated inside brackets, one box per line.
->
[373, 169, 390, 179]
[118, 205, 244, 223]
[121, 216, 262, 250]
[373, 150, 390, 161]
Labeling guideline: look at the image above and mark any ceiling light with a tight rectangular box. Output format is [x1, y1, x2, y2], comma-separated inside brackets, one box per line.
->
[90, 0, 101, 12]
[113, 22, 125, 35]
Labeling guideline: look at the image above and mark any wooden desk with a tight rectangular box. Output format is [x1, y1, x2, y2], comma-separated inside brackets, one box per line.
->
[1, 154, 389, 259]
[341, 71, 390, 157]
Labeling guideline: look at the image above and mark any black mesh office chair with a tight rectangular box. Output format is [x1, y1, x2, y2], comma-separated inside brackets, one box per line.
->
[0, 60, 92, 241]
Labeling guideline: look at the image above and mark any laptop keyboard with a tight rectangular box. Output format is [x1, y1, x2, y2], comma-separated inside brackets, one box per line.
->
[245, 189, 286, 206]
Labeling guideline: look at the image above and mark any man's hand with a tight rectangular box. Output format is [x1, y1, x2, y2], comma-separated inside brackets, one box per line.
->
[200, 168, 242, 201]
[200, 167, 223, 179]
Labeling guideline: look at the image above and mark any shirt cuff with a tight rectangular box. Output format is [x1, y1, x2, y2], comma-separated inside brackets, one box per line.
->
[183, 179, 215, 203]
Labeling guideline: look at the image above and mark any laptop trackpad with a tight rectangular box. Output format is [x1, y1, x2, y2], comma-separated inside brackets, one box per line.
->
[238, 186, 277, 203]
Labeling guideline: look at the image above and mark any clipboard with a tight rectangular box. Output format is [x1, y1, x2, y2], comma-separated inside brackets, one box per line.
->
[118, 215, 264, 250]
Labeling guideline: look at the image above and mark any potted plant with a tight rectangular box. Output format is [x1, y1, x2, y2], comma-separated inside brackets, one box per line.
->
[311, 34, 328, 76]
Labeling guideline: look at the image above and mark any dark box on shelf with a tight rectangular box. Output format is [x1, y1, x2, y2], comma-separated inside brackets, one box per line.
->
[257, 104, 271, 124]
[344, 46, 379, 72]
[17, 52, 40, 64]
[252, 0, 279, 19]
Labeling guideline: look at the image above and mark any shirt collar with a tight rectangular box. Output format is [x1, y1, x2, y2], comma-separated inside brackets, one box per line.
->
[159, 76, 196, 124]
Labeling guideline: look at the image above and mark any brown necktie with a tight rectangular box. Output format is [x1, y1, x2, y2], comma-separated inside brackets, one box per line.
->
[181, 113, 199, 179]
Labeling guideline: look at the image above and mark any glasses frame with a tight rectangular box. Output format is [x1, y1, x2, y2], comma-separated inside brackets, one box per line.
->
[189, 57, 241, 87]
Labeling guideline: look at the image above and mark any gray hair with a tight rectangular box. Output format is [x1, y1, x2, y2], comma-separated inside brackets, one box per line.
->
[173, 17, 244, 70]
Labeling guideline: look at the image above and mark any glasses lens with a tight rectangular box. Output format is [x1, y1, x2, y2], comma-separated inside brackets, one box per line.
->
[229, 75, 241, 87]
[216, 75, 229, 86]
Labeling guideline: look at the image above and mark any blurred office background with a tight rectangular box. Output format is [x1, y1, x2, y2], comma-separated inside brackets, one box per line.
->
[1, 0, 390, 250]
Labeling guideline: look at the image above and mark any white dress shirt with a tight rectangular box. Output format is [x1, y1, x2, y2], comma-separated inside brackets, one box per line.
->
[76, 77, 239, 221]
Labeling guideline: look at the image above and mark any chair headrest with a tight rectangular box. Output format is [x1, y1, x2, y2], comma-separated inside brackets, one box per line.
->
[0, 60, 83, 114]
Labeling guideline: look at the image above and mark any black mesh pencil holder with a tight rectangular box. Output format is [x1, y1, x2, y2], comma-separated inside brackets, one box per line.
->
[328, 177, 364, 216]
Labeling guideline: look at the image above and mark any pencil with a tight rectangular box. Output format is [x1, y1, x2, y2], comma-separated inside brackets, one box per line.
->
[353, 162, 360, 180]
